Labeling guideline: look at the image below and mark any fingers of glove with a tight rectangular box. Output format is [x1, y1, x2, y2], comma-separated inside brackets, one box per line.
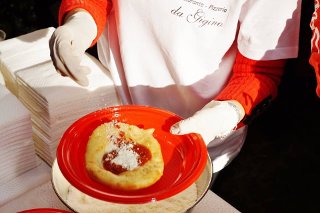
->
[170, 116, 198, 135]
[60, 46, 90, 86]
[171, 119, 214, 144]
[73, 66, 90, 86]
[50, 39, 75, 78]
[170, 111, 216, 143]
[56, 39, 90, 86]
[50, 44, 69, 77]
[170, 105, 239, 144]
[49, 27, 73, 75]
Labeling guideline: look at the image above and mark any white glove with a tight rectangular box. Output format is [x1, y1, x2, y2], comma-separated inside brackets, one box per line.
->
[49, 10, 97, 86]
[170, 100, 245, 145]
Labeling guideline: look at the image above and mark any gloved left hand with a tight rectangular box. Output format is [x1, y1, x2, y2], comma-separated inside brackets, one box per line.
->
[170, 100, 245, 144]
[49, 10, 97, 86]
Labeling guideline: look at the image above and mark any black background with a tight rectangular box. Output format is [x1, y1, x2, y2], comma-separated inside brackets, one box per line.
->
[0, 0, 319, 212]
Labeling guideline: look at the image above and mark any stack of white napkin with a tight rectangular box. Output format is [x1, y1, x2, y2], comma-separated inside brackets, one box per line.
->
[0, 27, 120, 165]
[15, 54, 120, 165]
[0, 27, 55, 96]
[0, 84, 39, 186]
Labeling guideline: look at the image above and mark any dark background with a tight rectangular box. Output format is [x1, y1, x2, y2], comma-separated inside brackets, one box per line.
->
[1, 1, 319, 212]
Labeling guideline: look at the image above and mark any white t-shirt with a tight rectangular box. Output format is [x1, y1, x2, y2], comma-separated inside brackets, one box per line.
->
[97, 0, 301, 172]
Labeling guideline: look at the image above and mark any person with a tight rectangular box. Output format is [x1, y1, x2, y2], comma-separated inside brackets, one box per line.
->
[49, 0, 302, 173]
[310, 0, 320, 97]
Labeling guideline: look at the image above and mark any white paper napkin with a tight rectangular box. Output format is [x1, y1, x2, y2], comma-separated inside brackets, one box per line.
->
[0, 27, 54, 96]
[0, 48, 51, 96]
[0, 84, 38, 183]
[0, 84, 31, 127]
[0, 138, 34, 157]
[15, 53, 120, 165]
[16, 54, 119, 109]
[0, 154, 39, 185]
[0, 27, 55, 58]
[0, 158, 52, 207]
[0, 123, 32, 142]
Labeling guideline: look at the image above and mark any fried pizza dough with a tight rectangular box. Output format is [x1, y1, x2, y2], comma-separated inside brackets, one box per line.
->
[85, 121, 164, 190]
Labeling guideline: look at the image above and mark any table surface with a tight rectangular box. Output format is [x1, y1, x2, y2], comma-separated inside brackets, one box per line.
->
[0, 159, 240, 213]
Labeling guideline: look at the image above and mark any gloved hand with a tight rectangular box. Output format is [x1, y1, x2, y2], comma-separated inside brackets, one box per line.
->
[49, 10, 97, 86]
[170, 100, 245, 145]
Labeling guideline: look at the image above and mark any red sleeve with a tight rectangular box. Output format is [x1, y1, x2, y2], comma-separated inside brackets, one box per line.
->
[215, 51, 286, 115]
[309, 0, 320, 97]
[58, 0, 112, 45]
[309, 53, 320, 97]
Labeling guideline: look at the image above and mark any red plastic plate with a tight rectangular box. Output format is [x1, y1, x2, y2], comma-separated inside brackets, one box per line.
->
[18, 208, 71, 213]
[56, 105, 208, 204]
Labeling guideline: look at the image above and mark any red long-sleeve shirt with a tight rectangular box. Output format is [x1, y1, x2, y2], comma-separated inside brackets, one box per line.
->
[58, 0, 286, 118]
[310, 0, 320, 97]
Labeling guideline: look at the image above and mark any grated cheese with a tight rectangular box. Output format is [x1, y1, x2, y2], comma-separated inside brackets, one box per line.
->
[111, 143, 139, 170]
[104, 131, 139, 171]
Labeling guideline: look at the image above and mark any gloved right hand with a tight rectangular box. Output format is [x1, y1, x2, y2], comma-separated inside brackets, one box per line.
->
[170, 100, 244, 145]
[49, 10, 97, 86]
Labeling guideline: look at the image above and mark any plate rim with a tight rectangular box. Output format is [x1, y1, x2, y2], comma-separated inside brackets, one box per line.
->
[17, 208, 71, 213]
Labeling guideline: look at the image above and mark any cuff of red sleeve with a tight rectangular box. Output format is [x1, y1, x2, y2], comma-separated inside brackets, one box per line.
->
[309, 52, 320, 97]
[58, 0, 109, 46]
